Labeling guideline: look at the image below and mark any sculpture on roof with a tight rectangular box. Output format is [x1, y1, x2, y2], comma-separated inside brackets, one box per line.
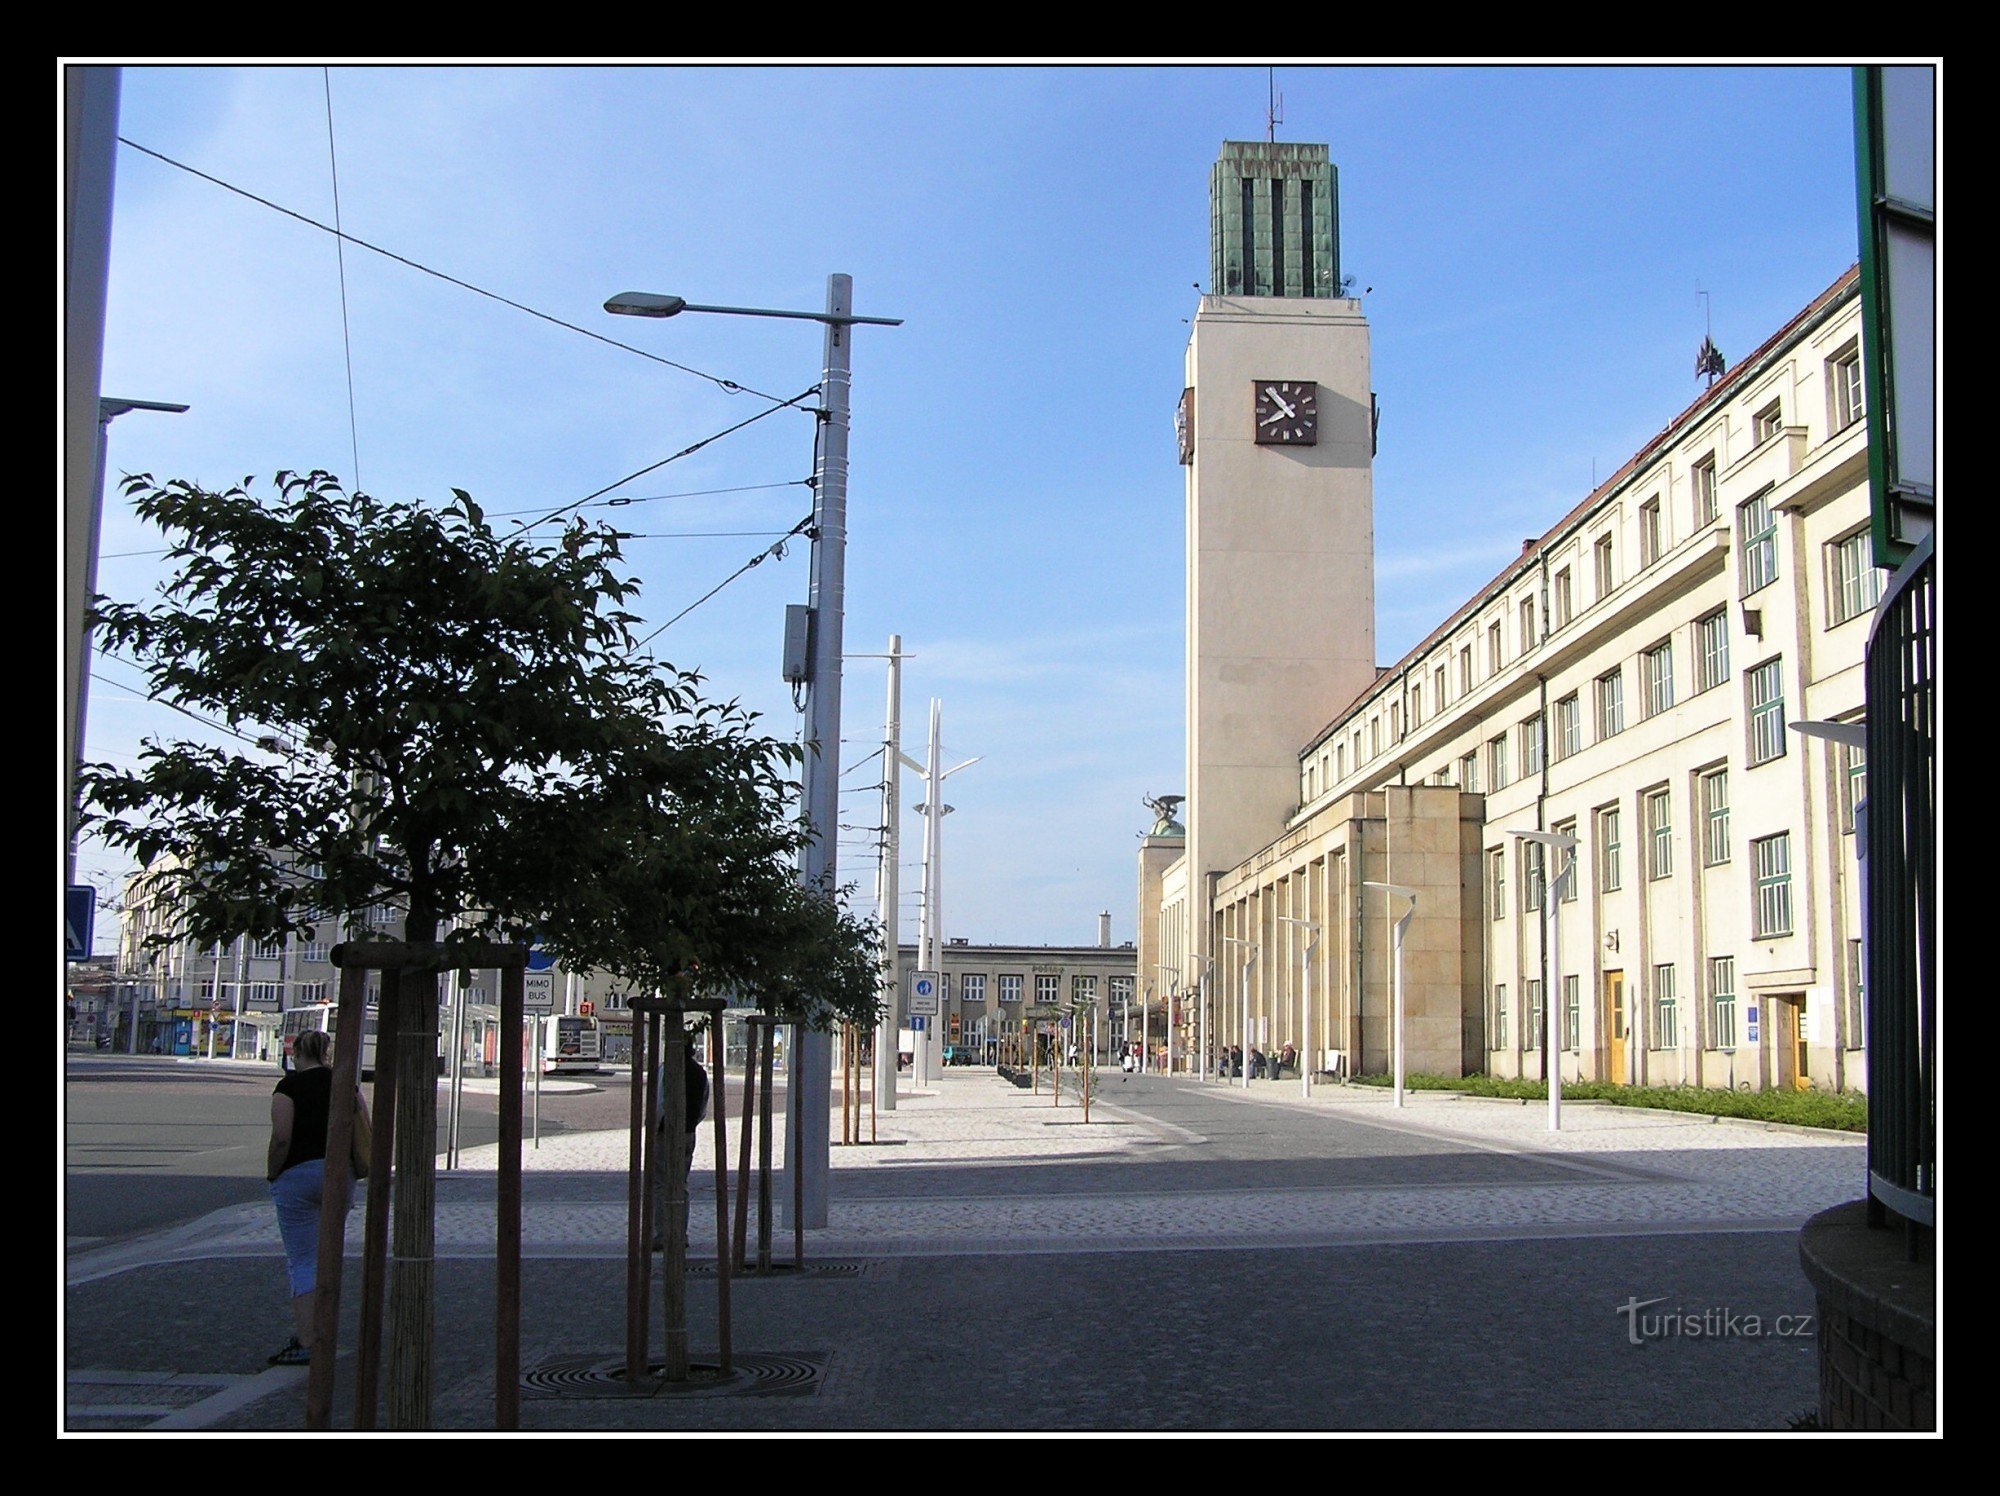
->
[1143, 793, 1186, 838]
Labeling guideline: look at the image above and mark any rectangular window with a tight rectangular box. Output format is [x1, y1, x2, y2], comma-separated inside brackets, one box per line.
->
[1241, 177, 1256, 293]
[1270, 177, 1285, 296]
[1489, 848, 1506, 920]
[1301, 179, 1315, 293]
[1520, 714, 1544, 777]
[1563, 975, 1581, 1051]
[1491, 985, 1508, 1050]
[1694, 608, 1731, 693]
[1553, 821, 1578, 902]
[961, 973, 986, 1006]
[1753, 833, 1793, 937]
[1639, 498, 1663, 568]
[1599, 806, 1623, 893]
[1390, 703, 1402, 741]
[1739, 490, 1778, 593]
[1520, 596, 1537, 655]
[1487, 733, 1510, 792]
[1433, 665, 1446, 710]
[1071, 975, 1096, 1006]
[1523, 839, 1545, 913]
[1596, 668, 1625, 739]
[1410, 683, 1423, 729]
[1643, 640, 1674, 718]
[1553, 568, 1573, 629]
[1460, 644, 1474, 695]
[1527, 980, 1544, 1047]
[1710, 956, 1738, 1050]
[1748, 658, 1786, 766]
[1555, 694, 1580, 761]
[1368, 720, 1379, 759]
[1460, 751, 1479, 794]
[1594, 534, 1615, 600]
[301, 942, 328, 965]
[1753, 399, 1783, 444]
[1108, 976, 1132, 1006]
[1646, 789, 1673, 880]
[252, 938, 284, 960]
[1829, 530, 1883, 625]
[998, 974, 1023, 1004]
[1829, 345, 1864, 432]
[1035, 974, 1060, 1005]
[1336, 742, 1346, 780]
[1692, 454, 1718, 526]
[1653, 964, 1678, 1049]
[1702, 769, 1731, 866]
[1488, 620, 1504, 675]
[1842, 740, 1867, 834]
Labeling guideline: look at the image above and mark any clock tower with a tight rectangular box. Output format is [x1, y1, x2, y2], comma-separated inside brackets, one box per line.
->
[1179, 140, 1377, 947]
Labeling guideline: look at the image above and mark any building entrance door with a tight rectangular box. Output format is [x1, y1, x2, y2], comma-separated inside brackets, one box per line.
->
[1773, 993, 1809, 1090]
[1603, 970, 1627, 1084]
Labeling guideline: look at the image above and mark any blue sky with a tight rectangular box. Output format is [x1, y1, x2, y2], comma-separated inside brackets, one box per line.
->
[77, 62, 1868, 953]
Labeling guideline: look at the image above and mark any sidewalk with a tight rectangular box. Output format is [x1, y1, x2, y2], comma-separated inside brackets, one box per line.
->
[64, 1068, 1864, 1432]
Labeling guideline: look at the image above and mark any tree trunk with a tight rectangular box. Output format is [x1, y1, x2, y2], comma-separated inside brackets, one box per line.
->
[387, 913, 439, 1429]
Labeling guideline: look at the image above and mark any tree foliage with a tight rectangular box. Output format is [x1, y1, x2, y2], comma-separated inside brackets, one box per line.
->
[80, 470, 879, 1029]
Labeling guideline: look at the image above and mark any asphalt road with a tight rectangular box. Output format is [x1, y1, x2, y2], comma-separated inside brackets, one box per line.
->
[61, 1054, 784, 1245]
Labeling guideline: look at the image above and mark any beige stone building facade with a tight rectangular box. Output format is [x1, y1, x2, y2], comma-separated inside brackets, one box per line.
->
[1142, 142, 1876, 1094]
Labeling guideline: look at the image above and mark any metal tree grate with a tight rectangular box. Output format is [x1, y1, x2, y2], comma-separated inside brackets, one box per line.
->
[523, 1351, 827, 1399]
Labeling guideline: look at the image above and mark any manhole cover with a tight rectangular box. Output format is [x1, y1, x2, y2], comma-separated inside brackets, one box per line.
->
[523, 1351, 827, 1399]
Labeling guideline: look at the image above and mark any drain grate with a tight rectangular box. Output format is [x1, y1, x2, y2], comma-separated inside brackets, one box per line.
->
[523, 1351, 827, 1400]
[687, 1257, 889, 1281]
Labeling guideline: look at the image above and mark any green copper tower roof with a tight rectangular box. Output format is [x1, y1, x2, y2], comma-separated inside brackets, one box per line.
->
[1209, 141, 1340, 299]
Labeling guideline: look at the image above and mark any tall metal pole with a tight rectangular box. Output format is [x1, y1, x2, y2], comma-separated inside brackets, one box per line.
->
[874, 636, 904, 1113]
[786, 273, 853, 1232]
[916, 699, 941, 1089]
[1281, 920, 1319, 1098]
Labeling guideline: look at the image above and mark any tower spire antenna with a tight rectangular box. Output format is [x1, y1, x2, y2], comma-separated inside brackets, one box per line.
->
[1695, 285, 1726, 388]
[1266, 67, 1284, 142]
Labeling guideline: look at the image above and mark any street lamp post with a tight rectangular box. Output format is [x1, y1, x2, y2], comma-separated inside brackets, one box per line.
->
[1279, 918, 1320, 1098]
[1507, 831, 1578, 1132]
[1189, 953, 1215, 1082]
[1363, 884, 1416, 1107]
[1219, 936, 1258, 1089]
[606, 276, 900, 1228]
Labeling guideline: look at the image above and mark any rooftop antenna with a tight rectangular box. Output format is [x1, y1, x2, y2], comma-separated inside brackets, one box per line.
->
[1266, 67, 1285, 142]
[1695, 285, 1726, 388]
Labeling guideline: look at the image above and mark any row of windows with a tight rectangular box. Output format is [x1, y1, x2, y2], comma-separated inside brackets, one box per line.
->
[1491, 957, 1749, 1052]
[1489, 800, 1802, 940]
[933, 974, 1134, 1005]
[1305, 341, 1871, 807]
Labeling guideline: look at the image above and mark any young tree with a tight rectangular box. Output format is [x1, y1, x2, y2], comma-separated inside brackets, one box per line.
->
[79, 469, 875, 1423]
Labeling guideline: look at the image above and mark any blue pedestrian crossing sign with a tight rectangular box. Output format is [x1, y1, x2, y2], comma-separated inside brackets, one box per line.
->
[66, 886, 95, 961]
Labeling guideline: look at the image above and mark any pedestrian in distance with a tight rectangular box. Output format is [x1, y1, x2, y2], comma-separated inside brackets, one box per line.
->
[264, 1028, 365, 1366]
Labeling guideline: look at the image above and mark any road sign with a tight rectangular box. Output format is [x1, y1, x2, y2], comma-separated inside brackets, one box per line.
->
[66, 886, 94, 961]
[523, 971, 557, 1014]
[910, 1016, 926, 1032]
[525, 939, 557, 972]
[1745, 1005, 1760, 1044]
[909, 970, 940, 1017]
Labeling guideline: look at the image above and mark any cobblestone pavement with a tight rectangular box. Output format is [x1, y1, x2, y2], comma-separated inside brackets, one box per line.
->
[63, 1070, 1862, 1432]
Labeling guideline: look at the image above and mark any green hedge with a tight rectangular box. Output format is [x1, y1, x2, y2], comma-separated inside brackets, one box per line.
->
[1347, 1072, 1866, 1132]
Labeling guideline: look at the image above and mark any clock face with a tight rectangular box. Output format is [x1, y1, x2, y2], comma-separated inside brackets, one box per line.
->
[1254, 380, 1319, 445]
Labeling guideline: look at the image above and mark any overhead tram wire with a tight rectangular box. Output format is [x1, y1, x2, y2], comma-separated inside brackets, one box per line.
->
[507, 387, 820, 538]
[322, 69, 363, 492]
[628, 514, 814, 653]
[115, 137, 793, 405]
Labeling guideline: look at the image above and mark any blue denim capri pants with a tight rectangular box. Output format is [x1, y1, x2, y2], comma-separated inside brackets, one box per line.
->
[268, 1159, 354, 1298]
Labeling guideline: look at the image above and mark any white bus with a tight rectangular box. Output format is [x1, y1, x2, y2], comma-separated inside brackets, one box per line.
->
[540, 1014, 601, 1075]
[280, 1002, 444, 1078]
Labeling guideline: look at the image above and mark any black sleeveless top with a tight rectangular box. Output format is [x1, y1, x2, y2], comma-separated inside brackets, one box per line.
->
[274, 1065, 333, 1174]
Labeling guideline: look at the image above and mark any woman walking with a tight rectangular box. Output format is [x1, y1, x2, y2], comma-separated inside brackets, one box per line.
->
[264, 1029, 365, 1366]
